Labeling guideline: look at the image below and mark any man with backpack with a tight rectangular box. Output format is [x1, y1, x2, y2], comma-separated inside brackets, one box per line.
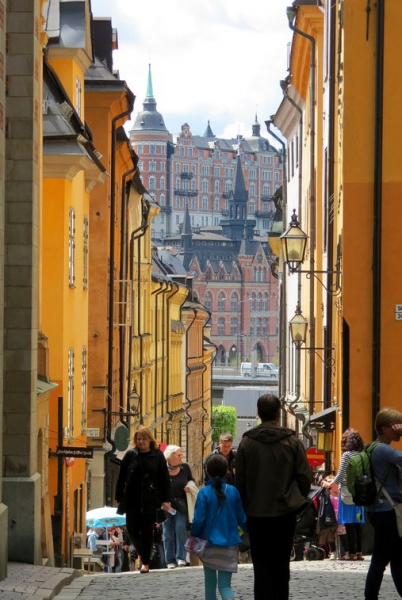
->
[363, 408, 402, 600]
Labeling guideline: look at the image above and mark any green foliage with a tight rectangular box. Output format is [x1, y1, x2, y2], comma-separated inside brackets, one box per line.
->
[211, 405, 237, 445]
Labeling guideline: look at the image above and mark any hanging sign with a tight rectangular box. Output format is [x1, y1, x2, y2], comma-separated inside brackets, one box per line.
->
[56, 446, 93, 458]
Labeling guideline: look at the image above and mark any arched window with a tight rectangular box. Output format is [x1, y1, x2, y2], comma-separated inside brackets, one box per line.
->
[249, 183, 255, 196]
[218, 292, 226, 311]
[214, 180, 220, 193]
[250, 293, 256, 311]
[256, 293, 262, 311]
[149, 176, 156, 190]
[160, 177, 165, 190]
[230, 318, 238, 336]
[217, 318, 225, 336]
[231, 294, 239, 311]
[253, 267, 257, 281]
[202, 180, 208, 193]
[263, 183, 269, 196]
[204, 292, 212, 310]
[263, 293, 268, 311]
[160, 194, 165, 206]
[262, 267, 267, 282]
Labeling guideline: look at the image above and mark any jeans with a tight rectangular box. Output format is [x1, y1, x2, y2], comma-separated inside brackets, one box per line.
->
[365, 510, 402, 599]
[203, 565, 233, 600]
[248, 511, 297, 600]
[162, 510, 187, 565]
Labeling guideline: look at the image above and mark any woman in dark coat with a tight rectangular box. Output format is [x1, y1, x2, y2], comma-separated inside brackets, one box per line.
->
[115, 426, 172, 573]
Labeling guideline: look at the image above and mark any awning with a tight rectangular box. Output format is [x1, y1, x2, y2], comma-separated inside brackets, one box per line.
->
[309, 406, 337, 424]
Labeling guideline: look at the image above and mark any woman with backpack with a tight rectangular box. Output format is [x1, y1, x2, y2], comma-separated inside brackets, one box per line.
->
[322, 428, 365, 560]
[364, 408, 402, 600]
[190, 454, 247, 600]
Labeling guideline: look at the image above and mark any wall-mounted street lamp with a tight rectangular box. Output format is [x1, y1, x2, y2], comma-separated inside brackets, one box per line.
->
[280, 211, 341, 295]
[289, 303, 335, 367]
[128, 384, 141, 415]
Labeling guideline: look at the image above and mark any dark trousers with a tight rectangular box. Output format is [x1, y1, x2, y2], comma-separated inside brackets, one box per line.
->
[365, 510, 402, 600]
[126, 511, 155, 566]
[344, 522, 362, 554]
[248, 511, 297, 600]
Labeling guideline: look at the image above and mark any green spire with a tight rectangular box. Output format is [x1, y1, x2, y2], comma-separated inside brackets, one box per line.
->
[146, 64, 154, 99]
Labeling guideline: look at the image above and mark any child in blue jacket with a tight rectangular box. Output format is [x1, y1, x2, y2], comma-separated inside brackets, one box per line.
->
[191, 454, 247, 600]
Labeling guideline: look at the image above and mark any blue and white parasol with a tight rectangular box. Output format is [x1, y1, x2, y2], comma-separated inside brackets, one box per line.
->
[86, 506, 126, 528]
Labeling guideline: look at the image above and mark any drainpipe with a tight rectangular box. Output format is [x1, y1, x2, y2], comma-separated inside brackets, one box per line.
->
[287, 8, 316, 418]
[165, 282, 183, 439]
[152, 280, 168, 433]
[105, 106, 133, 505]
[265, 121, 287, 408]
[119, 168, 136, 415]
[372, 0, 384, 432]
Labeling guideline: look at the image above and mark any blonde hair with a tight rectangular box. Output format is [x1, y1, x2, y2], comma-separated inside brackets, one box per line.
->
[133, 425, 158, 450]
[375, 408, 402, 435]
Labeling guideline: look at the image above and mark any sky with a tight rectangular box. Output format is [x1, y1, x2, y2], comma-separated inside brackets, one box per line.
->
[90, 0, 293, 141]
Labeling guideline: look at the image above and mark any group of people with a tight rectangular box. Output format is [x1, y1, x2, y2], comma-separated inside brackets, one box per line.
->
[113, 397, 402, 600]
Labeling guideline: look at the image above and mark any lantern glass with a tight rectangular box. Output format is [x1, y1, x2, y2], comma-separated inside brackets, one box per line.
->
[317, 430, 333, 452]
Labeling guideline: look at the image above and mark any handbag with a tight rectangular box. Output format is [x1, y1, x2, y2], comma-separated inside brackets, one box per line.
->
[185, 535, 207, 557]
[380, 486, 402, 537]
[340, 485, 354, 505]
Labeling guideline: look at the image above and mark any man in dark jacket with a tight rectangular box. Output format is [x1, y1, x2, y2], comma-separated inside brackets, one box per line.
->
[203, 432, 236, 483]
[235, 394, 311, 600]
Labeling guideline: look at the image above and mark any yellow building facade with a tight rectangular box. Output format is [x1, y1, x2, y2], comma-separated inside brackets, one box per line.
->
[274, 0, 402, 471]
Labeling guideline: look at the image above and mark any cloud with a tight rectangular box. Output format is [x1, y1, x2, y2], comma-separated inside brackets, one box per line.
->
[91, 0, 292, 136]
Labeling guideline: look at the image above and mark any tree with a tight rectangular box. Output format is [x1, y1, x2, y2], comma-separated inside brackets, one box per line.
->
[211, 405, 237, 445]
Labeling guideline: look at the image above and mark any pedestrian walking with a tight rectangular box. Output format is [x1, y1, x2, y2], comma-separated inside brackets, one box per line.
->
[204, 433, 236, 484]
[322, 428, 365, 560]
[115, 426, 172, 573]
[235, 393, 312, 600]
[364, 408, 402, 600]
[191, 454, 247, 600]
[162, 445, 194, 569]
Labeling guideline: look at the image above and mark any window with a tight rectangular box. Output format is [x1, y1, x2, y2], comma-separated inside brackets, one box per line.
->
[249, 169, 256, 179]
[214, 180, 220, 193]
[160, 214, 165, 224]
[202, 166, 209, 175]
[214, 167, 220, 177]
[179, 147, 184, 156]
[249, 183, 255, 196]
[176, 177, 181, 189]
[230, 318, 238, 336]
[224, 181, 231, 194]
[202, 180, 208, 193]
[150, 161, 156, 172]
[263, 293, 268, 311]
[217, 318, 225, 336]
[183, 164, 189, 173]
[218, 293, 226, 311]
[205, 292, 212, 310]
[150, 145, 156, 154]
[256, 293, 262, 310]
[83, 216, 88, 290]
[69, 208, 75, 287]
[160, 194, 165, 206]
[149, 176, 156, 190]
[175, 197, 180, 208]
[231, 295, 239, 311]
[67, 348, 74, 439]
[202, 197, 208, 210]
[176, 215, 180, 224]
[176, 163, 181, 173]
[249, 200, 255, 214]
[191, 198, 196, 209]
[250, 294, 256, 310]
[160, 162, 165, 171]
[81, 346, 87, 434]
[138, 144, 143, 154]
[275, 172, 280, 181]
[263, 183, 269, 196]
[214, 217, 219, 225]
[214, 198, 219, 211]
[160, 177, 165, 190]
[188, 148, 193, 157]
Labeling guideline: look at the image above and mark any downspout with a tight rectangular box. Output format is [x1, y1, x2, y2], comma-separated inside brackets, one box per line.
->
[152, 280, 168, 434]
[105, 106, 133, 505]
[288, 12, 316, 418]
[184, 307, 198, 458]
[119, 168, 136, 415]
[165, 282, 183, 440]
[372, 0, 384, 432]
[265, 121, 287, 409]
[324, 0, 336, 410]
[128, 193, 150, 424]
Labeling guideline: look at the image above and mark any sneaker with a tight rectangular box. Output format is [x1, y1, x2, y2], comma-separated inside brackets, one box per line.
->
[329, 553, 335, 560]
[177, 560, 187, 567]
[167, 563, 177, 569]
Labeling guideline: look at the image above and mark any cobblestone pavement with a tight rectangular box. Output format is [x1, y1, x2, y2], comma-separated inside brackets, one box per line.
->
[53, 559, 398, 600]
[1, 558, 399, 600]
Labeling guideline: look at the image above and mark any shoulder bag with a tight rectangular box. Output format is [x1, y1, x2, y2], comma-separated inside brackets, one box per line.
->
[379, 485, 402, 537]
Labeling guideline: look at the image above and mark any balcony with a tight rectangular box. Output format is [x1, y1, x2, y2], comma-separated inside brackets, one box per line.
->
[254, 211, 274, 218]
[260, 195, 274, 201]
[180, 172, 193, 179]
[174, 189, 199, 197]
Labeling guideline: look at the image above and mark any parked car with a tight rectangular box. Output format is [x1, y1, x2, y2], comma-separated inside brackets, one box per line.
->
[240, 362, 279, 378]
